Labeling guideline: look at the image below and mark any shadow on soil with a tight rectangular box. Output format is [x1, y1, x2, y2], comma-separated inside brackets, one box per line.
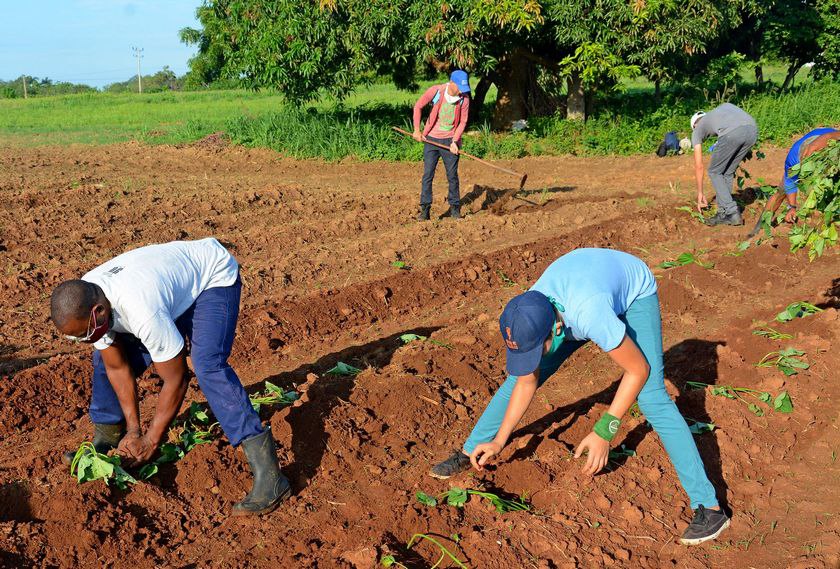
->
[504, 338, 730, 512]
[452, 185, 575, 218]
[255, 327, 441, 490]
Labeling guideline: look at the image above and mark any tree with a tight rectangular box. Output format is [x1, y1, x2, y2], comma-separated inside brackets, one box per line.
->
[181, 0, 750, 126]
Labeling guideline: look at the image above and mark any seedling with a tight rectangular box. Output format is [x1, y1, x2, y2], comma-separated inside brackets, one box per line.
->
[686, 381, 793, 415]
[406, 534, 467, 569]
[391, 261, 410, 270]
[138, 442, 186, 480]
[608, 444, 636, 459]
[495, 269, 517, 287]
[400, 333, 453, 349]
[379, 555, 407, 568]
[70, 442, 137, 490]
[775, 301, 823, 322]
[657, 250, 714, 270]
[326, 361, 362, 376]
[752, 327, 793, 341]
[250, 381, 299, 412]
[675, 205, 708, 224]
[416, 486, 530, 513]
[756, 348, 809, 376]
[686, 418, 716, 435]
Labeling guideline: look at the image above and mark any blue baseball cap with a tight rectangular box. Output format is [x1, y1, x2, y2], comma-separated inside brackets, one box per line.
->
[499, 291, 555, 376]
[450, 70, 470, 94]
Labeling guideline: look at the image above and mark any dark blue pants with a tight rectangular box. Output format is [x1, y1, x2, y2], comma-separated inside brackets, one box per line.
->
[89, 279, 263, 446]
[421, 135, 460, 206]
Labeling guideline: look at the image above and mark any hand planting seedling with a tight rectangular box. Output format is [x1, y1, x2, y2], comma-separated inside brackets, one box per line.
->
[657, 250, 714, 270]
[756, 348, 809, 376]
[400, 333, 453, 349]
[326, 361, 362, 376]
[752, 327, 793, 341]
[70, 441, 137, 490]
[415, 486, 530, 513]
[686, 381, 794, 416]
[775, 301, 823, 322]
[250, 380, 299, 412]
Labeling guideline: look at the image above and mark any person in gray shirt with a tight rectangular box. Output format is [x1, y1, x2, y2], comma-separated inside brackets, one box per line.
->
[690, 103, 758, 226]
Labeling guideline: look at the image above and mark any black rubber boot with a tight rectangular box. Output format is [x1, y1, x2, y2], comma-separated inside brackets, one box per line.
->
[449, 205, 461, 220]
[417, 204, 431, 221]
[232, 428, 291, 516]
[62, 422, 125, 465]
[705, 210, 743, 226]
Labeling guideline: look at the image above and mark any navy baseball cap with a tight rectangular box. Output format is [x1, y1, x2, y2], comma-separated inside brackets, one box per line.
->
[450, 70, 470, 93]
[499, 291, 555, 376]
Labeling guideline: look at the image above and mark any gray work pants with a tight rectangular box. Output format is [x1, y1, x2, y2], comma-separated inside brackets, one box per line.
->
[708, 124, 758, 215]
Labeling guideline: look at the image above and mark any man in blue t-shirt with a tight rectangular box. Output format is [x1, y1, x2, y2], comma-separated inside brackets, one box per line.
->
[429, 248, 729, 545]
[764, 128, 839, 224]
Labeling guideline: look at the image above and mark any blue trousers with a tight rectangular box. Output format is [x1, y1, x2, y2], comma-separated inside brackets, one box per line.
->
[421, 135, 460, 206]
[89, 279, 263, 447]
[463, 293, 718, 509]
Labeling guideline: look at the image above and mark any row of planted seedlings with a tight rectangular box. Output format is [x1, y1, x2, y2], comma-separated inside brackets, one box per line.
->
[69, 361, 364, 489]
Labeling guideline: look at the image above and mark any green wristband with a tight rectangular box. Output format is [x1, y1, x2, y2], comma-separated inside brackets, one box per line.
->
[593, 413, 621, 442]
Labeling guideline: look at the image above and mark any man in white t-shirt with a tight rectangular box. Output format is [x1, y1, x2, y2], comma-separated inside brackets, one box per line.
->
[51, 238, 289, 515]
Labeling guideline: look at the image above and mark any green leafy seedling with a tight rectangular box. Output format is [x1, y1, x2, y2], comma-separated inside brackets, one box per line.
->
[675, 205, 707, 223]
[687, 419, 715, 435]
[380, 555, 407, 568]
[756, 348, 809, 376]
[415, 491, 438, 507]
[687, 381, 793, 415]
[608, 444, 636, 460]
[391, 260, 409, 270]
[752, 327, 793, 341]
[406, 533, 467, 569]
[326, 361, 362, 376]
[496, 269, 517, 287]
[250, 381, 299, 412]
[773, 391, 793, 413]
[775, 301, 823, 322]
[657, 250, 714, 270]
[70, 441, 137, 490]
[400, 333, 453, 349]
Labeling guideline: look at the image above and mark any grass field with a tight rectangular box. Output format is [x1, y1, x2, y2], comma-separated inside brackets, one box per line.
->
[0, 66, 837, 159]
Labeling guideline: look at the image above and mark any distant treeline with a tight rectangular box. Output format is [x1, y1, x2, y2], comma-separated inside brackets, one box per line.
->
[0, 66, 239, 98]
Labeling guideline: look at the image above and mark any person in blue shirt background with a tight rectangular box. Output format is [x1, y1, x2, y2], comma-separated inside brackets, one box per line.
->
[430, 248, 729, 545]
[764, 128, 839, 224]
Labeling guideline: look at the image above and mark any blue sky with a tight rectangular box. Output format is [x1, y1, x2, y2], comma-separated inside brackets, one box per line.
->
[0, 1, 200, 88]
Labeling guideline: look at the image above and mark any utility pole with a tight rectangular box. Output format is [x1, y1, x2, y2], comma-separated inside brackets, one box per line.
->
[22, 75, 28, 99]
[132, 46, 144, 93]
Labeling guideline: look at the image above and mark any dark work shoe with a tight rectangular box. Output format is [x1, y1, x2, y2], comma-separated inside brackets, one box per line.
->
[680, 506, 731, 545]
[449, 205, 461, 220]
[232, 428, 292, 516]
[417, 204, 431, 221]
[429, 450, 471, 479]
[62, 422, 126, 466]
[704, 210, 743, 226]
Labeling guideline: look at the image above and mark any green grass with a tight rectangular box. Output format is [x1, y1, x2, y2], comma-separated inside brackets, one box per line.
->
[0, 67, 837, 162]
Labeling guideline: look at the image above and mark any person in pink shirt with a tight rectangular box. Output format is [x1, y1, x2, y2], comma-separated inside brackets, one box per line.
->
[412, 70, 471, 220]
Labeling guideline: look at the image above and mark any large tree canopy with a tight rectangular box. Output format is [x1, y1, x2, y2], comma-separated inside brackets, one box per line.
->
[180, 0, 828, 127]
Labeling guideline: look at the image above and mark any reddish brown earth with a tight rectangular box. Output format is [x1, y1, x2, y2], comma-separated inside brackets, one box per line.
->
[1, 143, 838, 568]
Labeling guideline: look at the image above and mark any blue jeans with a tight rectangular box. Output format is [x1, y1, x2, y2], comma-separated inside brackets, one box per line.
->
[421, 135, 460, 206]
[89, 279, 263, 446]
[462, 293, 719, 509]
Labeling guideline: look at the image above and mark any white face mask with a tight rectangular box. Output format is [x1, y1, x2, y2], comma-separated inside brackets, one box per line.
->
[444, 91, 460, 104]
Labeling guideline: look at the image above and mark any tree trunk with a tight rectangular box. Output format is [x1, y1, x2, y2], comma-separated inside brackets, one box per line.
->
[491, 52, 530, 130]
[654, 79, 661, 102]
[566, 72, 585, 121]
[781, 62, 799, 91]
[754, 65, 764, 86]
[468, 76, 493, 126]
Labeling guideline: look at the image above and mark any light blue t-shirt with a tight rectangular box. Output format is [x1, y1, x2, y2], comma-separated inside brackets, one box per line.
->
[530, 249, 657, 352]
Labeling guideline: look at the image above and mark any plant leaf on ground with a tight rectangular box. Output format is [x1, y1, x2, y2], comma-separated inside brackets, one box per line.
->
[756, 348, 809, 376]
[686, 381, 794, 415]
[326, 362, 362, 376]
[775, 301, 823, 322]
[250, 380, 299, 412]
[752, 327, 793, 340]
[70, 441, 137, 490]
[406, 534, 467, 569]
[416, 486, 530, 514]
[400, 333, 453, 349]
[657, 250, 714, 269]
[686, 418, 716, 435]
[608, 444, 636, 459]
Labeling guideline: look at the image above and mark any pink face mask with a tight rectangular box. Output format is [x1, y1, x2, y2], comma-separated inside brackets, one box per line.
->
[64, 305, 110, 344]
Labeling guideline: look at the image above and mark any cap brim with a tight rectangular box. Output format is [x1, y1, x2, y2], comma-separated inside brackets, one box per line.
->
[505, 342, 543, 376]
[458, 86, 471, 93]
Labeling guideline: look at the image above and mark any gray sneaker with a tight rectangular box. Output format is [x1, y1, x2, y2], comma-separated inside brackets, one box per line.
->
[680, 506, 731, 545]
[705, 211, 743, 226]
[429, 450, 471, 479]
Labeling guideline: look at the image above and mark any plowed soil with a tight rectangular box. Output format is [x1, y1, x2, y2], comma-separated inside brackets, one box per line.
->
[1, 143, 838, 568]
